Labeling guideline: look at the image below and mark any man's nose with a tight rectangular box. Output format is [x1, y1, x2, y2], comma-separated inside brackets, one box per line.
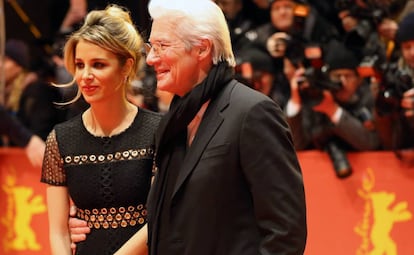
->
[146, 49, 159, 66]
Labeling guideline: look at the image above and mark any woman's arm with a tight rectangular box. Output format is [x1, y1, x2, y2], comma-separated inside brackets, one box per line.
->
[46, 185, 72, 255]
[114, 224, 148, 255]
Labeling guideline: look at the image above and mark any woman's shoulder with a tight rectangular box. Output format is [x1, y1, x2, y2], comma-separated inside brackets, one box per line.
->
[138, 107, 163, 125]
[54, 114, 83, 133]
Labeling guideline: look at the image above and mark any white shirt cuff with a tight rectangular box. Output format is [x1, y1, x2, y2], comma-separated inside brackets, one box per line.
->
[286, 100, 301, 117]
[331, 107, 343, 124]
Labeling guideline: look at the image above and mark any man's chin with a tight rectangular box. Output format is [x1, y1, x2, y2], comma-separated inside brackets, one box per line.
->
[156, 83, 174, 94]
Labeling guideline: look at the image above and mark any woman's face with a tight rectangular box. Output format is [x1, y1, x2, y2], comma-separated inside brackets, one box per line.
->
[146, 18, 202, 97]
[74, 40, 129, 104]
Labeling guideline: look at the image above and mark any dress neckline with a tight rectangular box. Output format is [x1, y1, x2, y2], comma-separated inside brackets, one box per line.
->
[81, 106, 139, 138]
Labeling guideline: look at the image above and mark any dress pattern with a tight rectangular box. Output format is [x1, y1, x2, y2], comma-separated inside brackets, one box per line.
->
[41, 107, 161, 255]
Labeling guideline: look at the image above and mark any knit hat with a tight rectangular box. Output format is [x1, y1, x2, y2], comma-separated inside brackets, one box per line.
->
[284, 37, 306, 67]
[241, 48, 277, 74]
[395, 12, 414, 44]
[5, 39, 30, 69]
[324, 40, 359, 71]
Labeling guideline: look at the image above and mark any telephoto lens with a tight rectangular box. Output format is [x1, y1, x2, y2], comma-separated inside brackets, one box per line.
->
[325, 141, 353, 178]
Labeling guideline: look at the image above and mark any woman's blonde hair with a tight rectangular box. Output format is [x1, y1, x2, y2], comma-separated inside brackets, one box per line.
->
[56, 4, 144, 104]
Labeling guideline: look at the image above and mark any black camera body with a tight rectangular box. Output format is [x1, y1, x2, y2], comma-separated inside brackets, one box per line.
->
[297, 60, 342, 107]
[335, 0, 390, 53]
[376, 63, 414, 116]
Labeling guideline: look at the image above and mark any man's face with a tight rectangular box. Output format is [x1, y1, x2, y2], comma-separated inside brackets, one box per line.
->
[1, 57, 23, 83]
[253, 0, 270, 9]
[401, 40, 414, 69]
[146, 18, 201, 97]
[329, 68, 361, 102]
[216, 0, 242, 20]
[270, 0, 296, 32]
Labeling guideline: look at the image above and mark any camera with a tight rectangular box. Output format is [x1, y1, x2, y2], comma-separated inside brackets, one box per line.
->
[325, 140, 353, 178]
[335, 0, 390, 52]
[375, 63, 414, 116]
[295, 45, 343, 107]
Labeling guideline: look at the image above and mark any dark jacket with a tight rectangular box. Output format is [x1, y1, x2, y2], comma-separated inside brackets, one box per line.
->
[17, 80, 66, 140]
[0, 105, 32, 147]
[147, 80, 307, 255]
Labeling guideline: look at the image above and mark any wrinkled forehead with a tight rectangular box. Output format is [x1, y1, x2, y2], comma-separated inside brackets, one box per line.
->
[149, 18, 179, 40]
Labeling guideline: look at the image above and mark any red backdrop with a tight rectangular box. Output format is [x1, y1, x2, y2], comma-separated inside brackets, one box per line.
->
[1, 148, 414, 254]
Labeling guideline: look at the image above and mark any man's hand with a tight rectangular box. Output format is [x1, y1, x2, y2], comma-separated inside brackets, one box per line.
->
[69, 205, 90, 251]
[401, 88, 414, 117]
[25, 135, 45, 168]
[312, 90, 339, 118]
[266, 32, 289, 58]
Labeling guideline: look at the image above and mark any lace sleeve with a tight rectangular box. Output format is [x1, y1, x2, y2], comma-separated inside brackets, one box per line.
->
[40, 129, 66, 186]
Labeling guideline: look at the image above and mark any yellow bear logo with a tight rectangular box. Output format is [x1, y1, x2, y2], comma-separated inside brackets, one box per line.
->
[355, 168, 412, 255]
[1, 167, 46, 252]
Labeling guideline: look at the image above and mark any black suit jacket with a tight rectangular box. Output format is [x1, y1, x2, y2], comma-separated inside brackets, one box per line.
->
[148, 80, 307, 255]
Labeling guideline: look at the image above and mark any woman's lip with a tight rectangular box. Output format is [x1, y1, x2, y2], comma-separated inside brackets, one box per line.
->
[82, 85, 99, 92]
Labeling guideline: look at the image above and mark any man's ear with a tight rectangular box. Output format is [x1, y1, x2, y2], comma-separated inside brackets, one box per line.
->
[197, 39, 213, 60]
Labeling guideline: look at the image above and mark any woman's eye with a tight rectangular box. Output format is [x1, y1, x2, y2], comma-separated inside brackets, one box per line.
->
[75, 62, 84, 69]
[93, 62, 105, 68]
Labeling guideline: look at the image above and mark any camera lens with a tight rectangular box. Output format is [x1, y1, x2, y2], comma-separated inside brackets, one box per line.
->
[325, 141, 353, 178]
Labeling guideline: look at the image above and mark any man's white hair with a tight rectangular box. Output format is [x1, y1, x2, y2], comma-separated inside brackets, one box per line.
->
[148, 0, 236, 66]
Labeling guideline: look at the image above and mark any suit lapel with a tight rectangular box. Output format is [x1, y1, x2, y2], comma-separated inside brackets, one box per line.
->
[171, 80, 236, 197]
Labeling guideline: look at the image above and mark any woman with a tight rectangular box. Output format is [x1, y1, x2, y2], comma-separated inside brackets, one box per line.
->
[41, 5, 161, 255]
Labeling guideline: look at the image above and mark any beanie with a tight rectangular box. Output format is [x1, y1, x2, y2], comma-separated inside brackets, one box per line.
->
[241, 48, 277, 74]
[284, 37, 306, 67]
[5, 39, 30, 69]
[324, 40, 359, 71]
[395, 12, 414, 44]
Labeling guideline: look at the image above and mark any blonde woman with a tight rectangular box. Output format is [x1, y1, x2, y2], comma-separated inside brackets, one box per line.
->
[41, 5, 161, 255]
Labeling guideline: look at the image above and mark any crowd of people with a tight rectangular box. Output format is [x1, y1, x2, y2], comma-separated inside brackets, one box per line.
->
[42, 1, 306, 254]
[2, 0, 414, 175]
[1, 0, 413, 254]
[215, 0, 414, 174]
[2, 0, 414, 176]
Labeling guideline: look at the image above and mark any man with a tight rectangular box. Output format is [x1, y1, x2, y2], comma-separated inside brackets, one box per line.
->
[215, 0, 262, 65]
[376, 11, 414, 164]
[283, 39, 380, 178]
[247, 0, 339, 58]
[70, 0, 307, 254]
[2, 39, 66, 141]
[0, 105, 45, 167]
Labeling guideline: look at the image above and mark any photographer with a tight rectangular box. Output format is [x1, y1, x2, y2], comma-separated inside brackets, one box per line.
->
[376, 11, 414, 163]
[249, 0, 340, 55]
[335, 0, 409, 64]
[239, 0, 341, 110]
[284, 40, 381, 178]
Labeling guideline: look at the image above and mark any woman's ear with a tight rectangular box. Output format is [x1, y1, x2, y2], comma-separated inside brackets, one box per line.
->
[123, 58, 134, 76]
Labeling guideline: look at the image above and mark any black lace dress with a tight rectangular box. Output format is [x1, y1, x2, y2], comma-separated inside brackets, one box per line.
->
[41, 107, 161, 255]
